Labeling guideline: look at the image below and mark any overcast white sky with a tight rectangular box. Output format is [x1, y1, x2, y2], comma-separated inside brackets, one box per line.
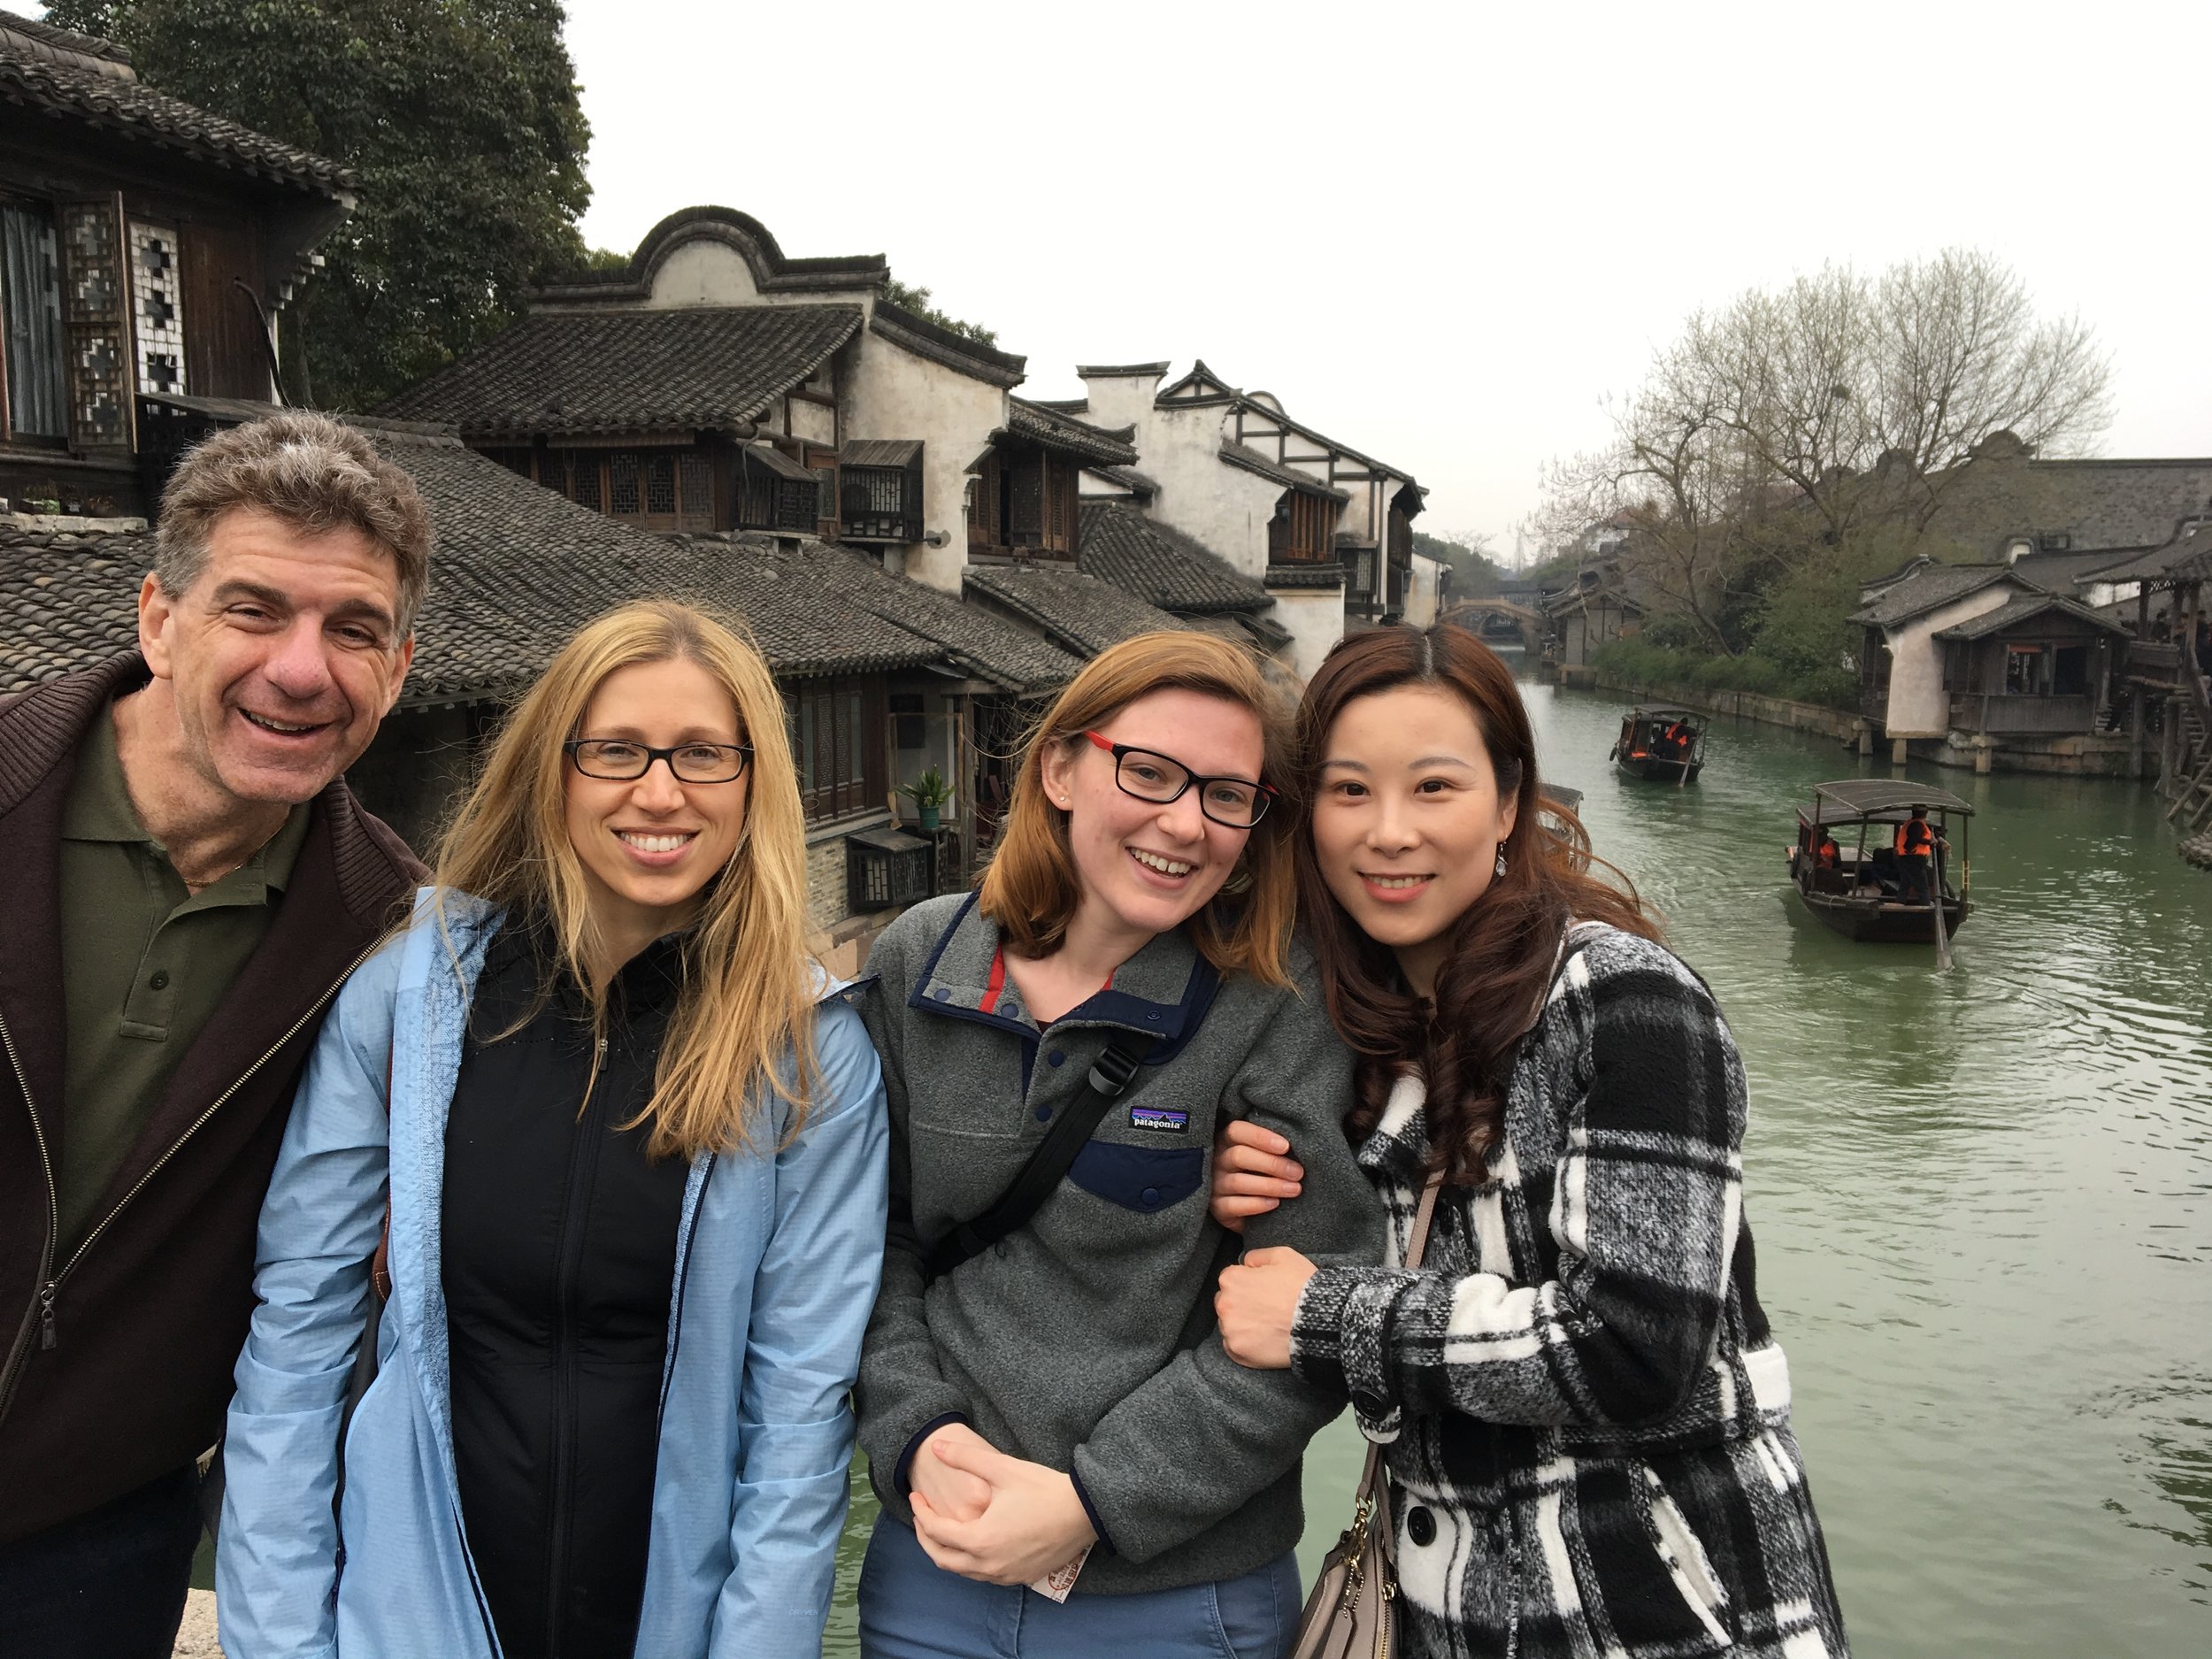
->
[434, 4, 2212, 557]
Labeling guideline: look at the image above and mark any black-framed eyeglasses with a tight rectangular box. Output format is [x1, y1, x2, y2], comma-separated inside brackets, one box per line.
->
[1081, 731, 1275, 828]
[564, 738, 752, 784]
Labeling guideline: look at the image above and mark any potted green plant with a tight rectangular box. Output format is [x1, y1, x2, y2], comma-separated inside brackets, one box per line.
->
[900, 765, 953, 832]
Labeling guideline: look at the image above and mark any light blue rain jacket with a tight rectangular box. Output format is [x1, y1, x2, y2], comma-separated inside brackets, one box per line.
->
[216, 893, 888, 1658]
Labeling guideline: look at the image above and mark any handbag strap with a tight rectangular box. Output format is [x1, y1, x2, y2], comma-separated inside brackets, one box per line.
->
[922, 1026, 1157, 1282]
[1346, 1170, 1446, 1513]
[1403, 1169, 1444, 1271]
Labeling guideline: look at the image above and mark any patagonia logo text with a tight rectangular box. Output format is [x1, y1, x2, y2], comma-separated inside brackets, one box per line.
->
[1129, 1107, 1189, 1134]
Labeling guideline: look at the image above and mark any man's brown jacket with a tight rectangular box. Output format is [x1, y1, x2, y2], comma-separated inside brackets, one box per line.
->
[0, 654, 419, 1542]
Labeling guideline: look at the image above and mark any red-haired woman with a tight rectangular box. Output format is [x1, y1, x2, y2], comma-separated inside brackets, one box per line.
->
[1211, 625, 1848, 1659]
[853, 631, 1382, 1658]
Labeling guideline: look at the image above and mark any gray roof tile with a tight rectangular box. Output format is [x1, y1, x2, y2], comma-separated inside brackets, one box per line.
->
[964, 563, 1191, 658]
[1007, 399, 1139, 467]
[1848, 563, 2022, 628]
[671, 533, 1079, 695]
[1077, 503, 1271, 616]
[376, 305, 863, 437]
[0, 425, 946, 700]
[1932, 591, 2131, 641]
[0, 11, 350, 195]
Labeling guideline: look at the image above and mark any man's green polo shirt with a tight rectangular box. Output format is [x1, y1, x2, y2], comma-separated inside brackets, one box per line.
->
[53, 703, 311, 1260]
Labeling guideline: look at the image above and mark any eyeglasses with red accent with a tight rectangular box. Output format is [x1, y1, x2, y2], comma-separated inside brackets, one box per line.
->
[1080, 731, 1274, 828]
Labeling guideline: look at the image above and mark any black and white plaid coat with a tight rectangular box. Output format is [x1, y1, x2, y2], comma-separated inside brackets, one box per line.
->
[1291, 924, 1849, 1659]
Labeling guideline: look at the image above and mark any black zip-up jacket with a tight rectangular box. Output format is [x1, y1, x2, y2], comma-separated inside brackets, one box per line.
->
[0, 655, 419, 1544]
[442, 920, 690, 1659]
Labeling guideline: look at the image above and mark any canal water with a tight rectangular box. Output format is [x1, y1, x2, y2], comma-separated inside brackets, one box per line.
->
[822, 662, 2212, 1657]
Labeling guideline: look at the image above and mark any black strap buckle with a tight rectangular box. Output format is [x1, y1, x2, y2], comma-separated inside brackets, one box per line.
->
[1087, 1040, 1144, 1096]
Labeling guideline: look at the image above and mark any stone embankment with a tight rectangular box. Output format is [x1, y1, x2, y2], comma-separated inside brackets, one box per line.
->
[1586, 674, 1862, 744]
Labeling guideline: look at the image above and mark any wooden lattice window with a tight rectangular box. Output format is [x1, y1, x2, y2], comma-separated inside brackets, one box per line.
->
[552, 448, 715, 531]
[788, 676, 886, 822]
[609, 453, 641, 515]
[1268, 490, 1334, 565]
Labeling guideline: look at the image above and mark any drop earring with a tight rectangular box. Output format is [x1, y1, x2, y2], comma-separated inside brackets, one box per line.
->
[1494, 844, 1508, 879]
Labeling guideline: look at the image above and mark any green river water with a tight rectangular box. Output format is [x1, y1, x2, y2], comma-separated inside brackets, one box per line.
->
[822, 662, 2212, 1657]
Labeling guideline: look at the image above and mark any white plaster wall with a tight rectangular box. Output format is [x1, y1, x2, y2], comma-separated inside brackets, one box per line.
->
[646, 241, 762, 306]
[1267, 586, 1346, 683]
[787, 399, 835, 447]
[1884, 585, 2020, 736]
[1131, 404, 1279, 579]
[1406, 554, 1443, 626]
[1078, 370, 1164, 430]
[841, 330, 1005, 594]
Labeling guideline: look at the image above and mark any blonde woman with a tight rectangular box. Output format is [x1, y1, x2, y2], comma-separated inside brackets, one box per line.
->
[216, 602, 887, 1659]
[854, 632, 1382, 1658]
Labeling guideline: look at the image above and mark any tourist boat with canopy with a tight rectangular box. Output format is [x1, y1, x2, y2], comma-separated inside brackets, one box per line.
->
[1786, 780, 1972, 943]
[1610, 707, 1707, 782]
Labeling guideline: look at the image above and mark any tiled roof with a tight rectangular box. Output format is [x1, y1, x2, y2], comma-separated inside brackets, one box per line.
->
[1077, 503, 1271, 616]
[2081, 518, 2212, 585]
[0, 11, 351, 196]
[1219, 442, 1349, 502]
[2008, 548, 2141, 595]
[0, 425, 945, 701]
[1925, 456, 2212, 558]
[671, 534, 1079, 695]
[1847, 563, 2021, 629]
[869, 299, 1026, 389]
[964, 563, 1190, 658]
[1084, 465, 1158, 501]
[376, 305, 863, 438]
[1263, 562, 1346, 590]
[0, 524, 151, 689]
[1932, 592, 2130, 642]
[1007, 399, 1139, 466]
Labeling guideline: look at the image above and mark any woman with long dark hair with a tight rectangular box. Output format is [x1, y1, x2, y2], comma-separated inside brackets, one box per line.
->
[217, 603, 887, 1658]
[1211, 624, 1848, 1659]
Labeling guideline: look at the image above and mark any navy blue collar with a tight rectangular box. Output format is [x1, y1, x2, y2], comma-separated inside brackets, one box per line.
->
[908, 892, 1222, 1057]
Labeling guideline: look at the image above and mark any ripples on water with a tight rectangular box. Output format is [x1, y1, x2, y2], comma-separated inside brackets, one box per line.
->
[826, 662, 2212, 1657]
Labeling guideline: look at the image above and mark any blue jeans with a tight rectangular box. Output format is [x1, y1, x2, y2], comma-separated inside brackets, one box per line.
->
[858, 1517, 1299, 1659]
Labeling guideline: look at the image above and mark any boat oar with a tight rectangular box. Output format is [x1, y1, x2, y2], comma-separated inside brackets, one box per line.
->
[1931, 838, 1953, 973]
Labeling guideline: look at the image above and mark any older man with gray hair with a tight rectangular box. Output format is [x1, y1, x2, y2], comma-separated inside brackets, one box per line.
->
[0, 413, 426, 1657]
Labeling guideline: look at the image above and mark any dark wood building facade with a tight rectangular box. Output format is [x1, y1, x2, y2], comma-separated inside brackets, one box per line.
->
[0, 12, 352, 517]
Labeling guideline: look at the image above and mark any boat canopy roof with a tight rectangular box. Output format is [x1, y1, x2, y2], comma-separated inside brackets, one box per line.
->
[1543, 784, 1585, 811]
[1801, 779, 1975, 826]
[1628, 707, 1701, 721]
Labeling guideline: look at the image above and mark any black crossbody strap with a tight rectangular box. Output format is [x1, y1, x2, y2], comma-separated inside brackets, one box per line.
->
[923, 1027, 1157, 1282]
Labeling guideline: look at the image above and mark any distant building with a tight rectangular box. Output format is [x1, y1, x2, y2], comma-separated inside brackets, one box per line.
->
[1057, 361, 1426, 678]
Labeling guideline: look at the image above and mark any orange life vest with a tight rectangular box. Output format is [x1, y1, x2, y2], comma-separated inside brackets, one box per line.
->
[1895, 818, 1934, 859]
[1816, 839, 1839, 867]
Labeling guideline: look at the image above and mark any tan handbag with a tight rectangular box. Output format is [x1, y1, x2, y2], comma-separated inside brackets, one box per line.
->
[1290, 1172, 1443, 1659]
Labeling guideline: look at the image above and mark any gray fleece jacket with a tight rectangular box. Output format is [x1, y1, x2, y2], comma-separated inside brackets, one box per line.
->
[854, 893, 1383, 1595]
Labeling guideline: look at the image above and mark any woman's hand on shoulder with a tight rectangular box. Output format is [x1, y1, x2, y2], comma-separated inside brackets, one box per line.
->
[1208, 1119, 1304, 1233]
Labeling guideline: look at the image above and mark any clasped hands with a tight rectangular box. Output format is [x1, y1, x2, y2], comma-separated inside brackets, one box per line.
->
[908, 1423, 1096, 1586]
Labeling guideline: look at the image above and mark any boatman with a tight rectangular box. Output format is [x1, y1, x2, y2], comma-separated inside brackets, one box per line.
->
[1893, 807, 1944, 905]
[0, 414, 426, 1658]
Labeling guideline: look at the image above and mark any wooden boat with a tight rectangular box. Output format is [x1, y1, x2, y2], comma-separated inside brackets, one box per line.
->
[1786, 780, 1972, 942]
[1610, 707, 1706, 782]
